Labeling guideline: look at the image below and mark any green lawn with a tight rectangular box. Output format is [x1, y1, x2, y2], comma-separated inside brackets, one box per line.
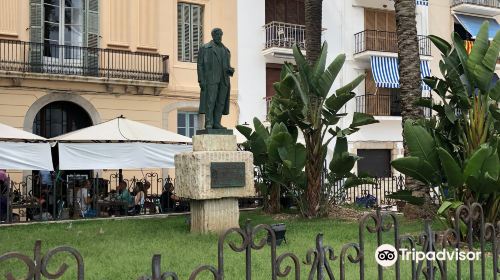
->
[0, 211, 495, 279]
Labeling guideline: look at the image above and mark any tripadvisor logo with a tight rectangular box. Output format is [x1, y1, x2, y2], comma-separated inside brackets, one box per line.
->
[375, 244, 481, 267]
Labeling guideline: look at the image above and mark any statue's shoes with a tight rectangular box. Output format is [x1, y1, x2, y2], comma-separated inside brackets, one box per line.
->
[213, 124, 226, 129]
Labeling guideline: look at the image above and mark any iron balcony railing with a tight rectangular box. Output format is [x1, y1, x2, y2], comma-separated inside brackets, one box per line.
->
[354, 30, 432, 56]
[452, 0, 500, 8]
[264, 21, 306, 49]
[355, 94, 432, 117]
[0, 39, 169, 82]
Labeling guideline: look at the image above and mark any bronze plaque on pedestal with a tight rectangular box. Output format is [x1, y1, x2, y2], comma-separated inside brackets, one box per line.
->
[211, 162, 245, 188]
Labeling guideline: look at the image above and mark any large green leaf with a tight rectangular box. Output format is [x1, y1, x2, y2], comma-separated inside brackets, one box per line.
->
[403, 121, 440, 171]
[317, 54, 346, 97]
[463, 145, 492, 179]
[437, 147, 464, 188]
[467, 22, 493, 92]
[386, 190, 424, 206]
[391, 157, 438, 185]
[330, 152, 358, 176]
[283, 65, 309, 112]
[325, 92, 355, 113]
[332, 137, 348, 162]
[429, 34, 452, 56]
[482, 28, 500, 73]
[350, 112, 378, 128]
[236, 125, 253, 140]
[336, 74, 365, 96]
[253, 117, 269, 140]
[490, 81, 500, 101]
[312, 42, 328, 89]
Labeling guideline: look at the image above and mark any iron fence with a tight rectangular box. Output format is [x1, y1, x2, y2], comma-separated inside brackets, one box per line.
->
[451, 0, 500, 8]
[1, 203, 497, 279]
[0, 39, 169, 82]
[354, 30, 431, 56]
[264, 21, 306, 50]
[355, 94, 432, 118]
[330, 176, 405, 207]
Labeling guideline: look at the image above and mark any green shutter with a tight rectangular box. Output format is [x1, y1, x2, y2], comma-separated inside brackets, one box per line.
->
[177, 3, 191, 62]
[84, 0, 99, 76]
[191, 5, 203, 62]
[29, 0, 43, 72]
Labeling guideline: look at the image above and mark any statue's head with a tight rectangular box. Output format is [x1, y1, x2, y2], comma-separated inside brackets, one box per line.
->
[211, 28, 223, 44]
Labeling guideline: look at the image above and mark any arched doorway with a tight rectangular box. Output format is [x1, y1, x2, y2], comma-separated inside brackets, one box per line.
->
[33, 101, 92, 138]
[31, 101, 93, 219]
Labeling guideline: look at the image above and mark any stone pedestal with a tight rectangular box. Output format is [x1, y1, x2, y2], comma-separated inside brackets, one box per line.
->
[175, 133, 254, 234]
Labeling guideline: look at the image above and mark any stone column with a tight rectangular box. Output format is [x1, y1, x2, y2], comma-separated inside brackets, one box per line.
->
[175, 133, 254, 234]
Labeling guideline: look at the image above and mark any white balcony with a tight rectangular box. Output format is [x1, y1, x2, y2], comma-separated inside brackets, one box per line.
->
[262, 21, 306, 60]
[451, 0, 500, 17]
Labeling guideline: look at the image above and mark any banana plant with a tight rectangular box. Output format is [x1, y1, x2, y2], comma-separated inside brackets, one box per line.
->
[268, 42, 378, 217]
[237, 118, 306, 214]
[390, 21, 500, 223]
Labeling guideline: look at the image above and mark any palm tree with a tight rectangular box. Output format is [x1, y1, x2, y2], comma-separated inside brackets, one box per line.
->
[394, 0, 433, 218]
[303, 0, 324, 216]
[305, 0, 323, 65]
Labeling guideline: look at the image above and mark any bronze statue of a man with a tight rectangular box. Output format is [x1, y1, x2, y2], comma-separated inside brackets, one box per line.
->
[197, 28, 235, 129]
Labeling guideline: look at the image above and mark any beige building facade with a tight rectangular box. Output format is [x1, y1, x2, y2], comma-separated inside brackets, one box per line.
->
[0, 0, 239, 181]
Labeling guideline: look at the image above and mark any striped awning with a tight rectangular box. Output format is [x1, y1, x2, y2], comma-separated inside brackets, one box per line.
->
[370, 56, 432, 90]
[416, 0, 428, 6]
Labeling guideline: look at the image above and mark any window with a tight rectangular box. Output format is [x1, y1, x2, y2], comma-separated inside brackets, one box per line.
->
[177, 111, 199, 138]
[43, 0, 84, 58]
[357, 149, 392, 178]
[177, 3, 203, 63]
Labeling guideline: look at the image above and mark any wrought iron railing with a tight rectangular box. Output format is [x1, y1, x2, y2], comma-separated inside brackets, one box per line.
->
[355, 94, 432, 117]
[264, 21, 306, 49]
[452, 0, 500, 8]
[1, 204, 498, 279]
[355, 94, 402, 116]
[331, 176, 406, 207]
[354, 30, 432, 56]
[0, 39, 169, 82]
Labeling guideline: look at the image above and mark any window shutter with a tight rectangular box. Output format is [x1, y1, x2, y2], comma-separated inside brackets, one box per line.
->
[191, 5, 203, 62]
[84, 0, 99, 76]
[29, 0, 43, 72]
[177, 4, 184, 61]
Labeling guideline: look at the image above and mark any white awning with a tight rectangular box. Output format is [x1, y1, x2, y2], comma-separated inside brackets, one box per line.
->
[51, 117, 192, 143]
[58, 143, 192, 170]
[0, 142, 54, 170]
[0, 122, 47, 141]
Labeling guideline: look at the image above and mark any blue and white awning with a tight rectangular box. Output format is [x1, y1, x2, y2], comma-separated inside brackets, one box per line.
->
[416, 0, 428, 6]
[454, 14, 500, 40]
[370, 56, 432, 90]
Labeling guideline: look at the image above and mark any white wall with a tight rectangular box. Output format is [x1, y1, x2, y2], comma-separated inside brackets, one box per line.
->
[237, 0, 267, 125]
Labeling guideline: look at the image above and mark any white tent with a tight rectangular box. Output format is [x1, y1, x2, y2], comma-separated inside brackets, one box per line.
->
[0, 122, 54, 170]
[51, 117, 192, 170]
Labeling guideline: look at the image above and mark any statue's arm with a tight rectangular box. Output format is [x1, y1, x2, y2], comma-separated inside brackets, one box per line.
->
[197, 47, 205, 86]
[227, 49, 235, 77]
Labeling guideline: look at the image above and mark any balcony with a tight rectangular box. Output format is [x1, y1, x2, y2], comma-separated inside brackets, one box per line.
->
[263, 21, 306, 59]
[0, 39, 169, 85]
[355, 94, 432, 118]
[354, 30, 432, 61]
[451, 0, 500, 17]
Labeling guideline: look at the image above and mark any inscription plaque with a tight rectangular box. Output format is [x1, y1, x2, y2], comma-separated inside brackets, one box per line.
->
[211, 162, 245, 188]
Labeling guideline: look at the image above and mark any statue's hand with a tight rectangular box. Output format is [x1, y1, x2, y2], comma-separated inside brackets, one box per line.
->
[227, 67, 235, 76]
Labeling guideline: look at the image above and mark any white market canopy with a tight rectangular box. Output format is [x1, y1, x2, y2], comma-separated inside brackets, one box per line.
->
[0, 122, 54, 170]
[51, 117, 192, 170]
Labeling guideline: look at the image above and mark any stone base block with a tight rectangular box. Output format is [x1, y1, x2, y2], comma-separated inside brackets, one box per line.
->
[175, 150, 255, 200]
[192, 134, 237, 151]
[190, 198, 239, 234]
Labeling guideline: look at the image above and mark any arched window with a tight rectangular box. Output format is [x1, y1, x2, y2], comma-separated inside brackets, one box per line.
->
[33, 101, 92, 138]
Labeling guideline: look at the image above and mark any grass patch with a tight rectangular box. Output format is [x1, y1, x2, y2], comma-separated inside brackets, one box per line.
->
[0, 210, 495, 279]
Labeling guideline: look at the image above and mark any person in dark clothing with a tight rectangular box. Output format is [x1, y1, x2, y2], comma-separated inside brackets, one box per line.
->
[160, 182, 179, 212]
[0, 180, 7, 221]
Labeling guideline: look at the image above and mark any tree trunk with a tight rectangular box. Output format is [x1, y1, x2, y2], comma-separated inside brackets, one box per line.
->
[394, 0, 433, 219]
[268, 182, 281, 214]
[305, 0, 323, 64]
[304, 131, 323, 217]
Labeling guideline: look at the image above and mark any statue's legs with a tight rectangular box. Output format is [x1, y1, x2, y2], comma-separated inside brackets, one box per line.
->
[205, 83, 228, 129]
[213, 83, 228, 129]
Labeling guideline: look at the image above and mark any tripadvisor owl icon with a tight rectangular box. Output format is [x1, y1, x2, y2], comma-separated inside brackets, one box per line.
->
[375, 244, 398, 267]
